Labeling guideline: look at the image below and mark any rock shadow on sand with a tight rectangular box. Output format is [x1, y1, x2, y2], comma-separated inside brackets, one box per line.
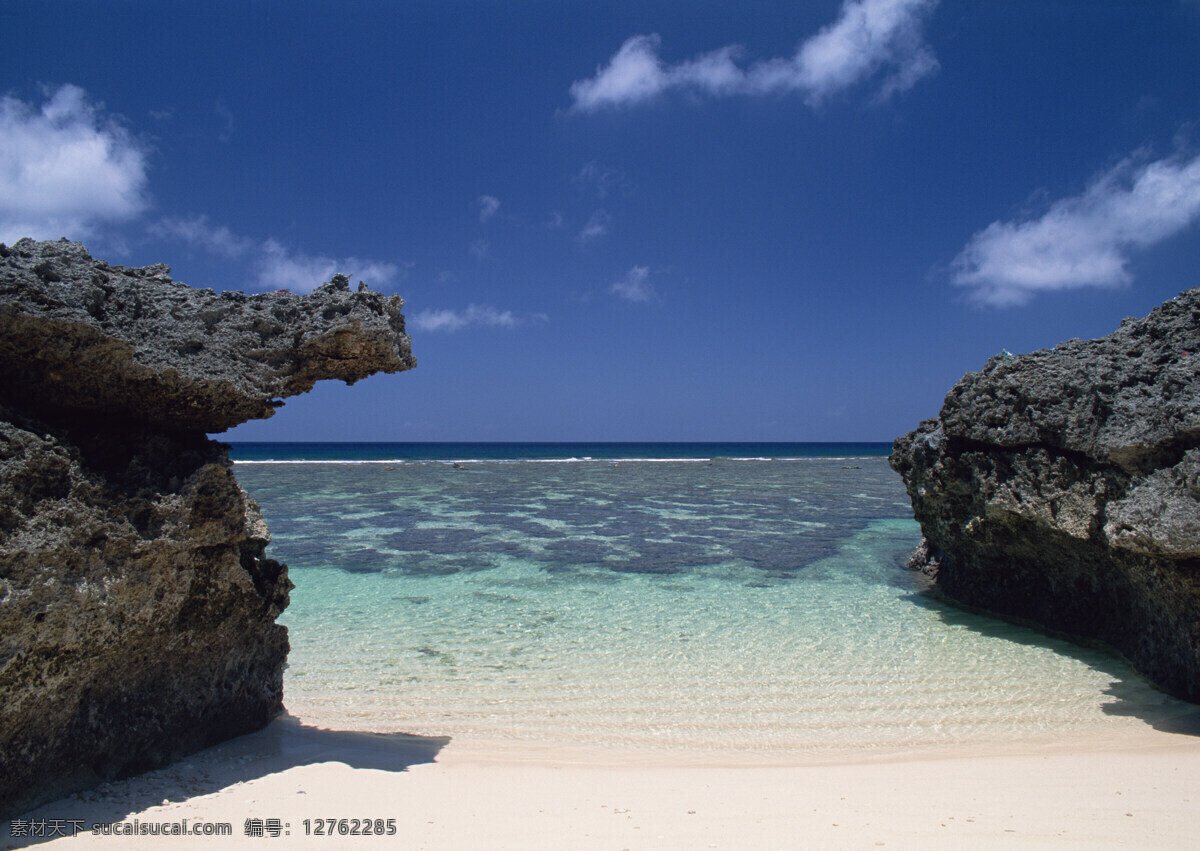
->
[901, 587, 1200, 738]
[2, 716, 449, 849]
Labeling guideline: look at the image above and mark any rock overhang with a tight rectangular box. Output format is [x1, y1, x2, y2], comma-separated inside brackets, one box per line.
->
[0, 238, 416, 432]
[0, 238, 414, 816]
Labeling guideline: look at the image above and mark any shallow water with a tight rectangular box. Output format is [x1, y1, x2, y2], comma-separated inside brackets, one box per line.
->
[234, 456, 1195, 758]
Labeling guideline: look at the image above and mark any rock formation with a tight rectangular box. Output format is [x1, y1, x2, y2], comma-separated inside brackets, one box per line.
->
[0, 239, 415, 816]
[891, 291, 1200, 702]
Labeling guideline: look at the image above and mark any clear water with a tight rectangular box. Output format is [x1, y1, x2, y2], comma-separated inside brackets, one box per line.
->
[232, 447, 1196, 760]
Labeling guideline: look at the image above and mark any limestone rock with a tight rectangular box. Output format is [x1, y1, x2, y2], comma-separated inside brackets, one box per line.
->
[0, 238, 415, 432]
[891, 290, 1200, 702]
[0, 239, 415, 815]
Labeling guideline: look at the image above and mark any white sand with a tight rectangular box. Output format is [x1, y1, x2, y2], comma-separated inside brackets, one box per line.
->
[7, 716, 1200, 849]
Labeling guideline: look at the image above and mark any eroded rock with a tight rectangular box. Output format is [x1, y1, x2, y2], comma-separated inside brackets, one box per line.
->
[0, 238, 415, 431]
[891, 290, 1200, 702]
[0, 239, 414, 815]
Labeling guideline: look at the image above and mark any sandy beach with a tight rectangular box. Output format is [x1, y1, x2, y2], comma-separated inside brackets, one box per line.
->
[7, 1, 1200, 848]
[6, 713, 1199, 850]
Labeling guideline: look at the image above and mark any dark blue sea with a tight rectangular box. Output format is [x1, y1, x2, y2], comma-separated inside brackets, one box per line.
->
[228, 442, 1192, 759]
[227, 441, 893, 463]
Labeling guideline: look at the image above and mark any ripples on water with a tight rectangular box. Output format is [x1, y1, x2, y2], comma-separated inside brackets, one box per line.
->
[234, 457, 1196, 758]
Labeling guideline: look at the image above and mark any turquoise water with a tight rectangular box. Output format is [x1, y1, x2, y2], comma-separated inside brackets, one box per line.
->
[232, 446, 1194, 759]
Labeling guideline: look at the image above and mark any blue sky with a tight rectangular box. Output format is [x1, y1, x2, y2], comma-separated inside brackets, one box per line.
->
[3, 0, 1200, 442]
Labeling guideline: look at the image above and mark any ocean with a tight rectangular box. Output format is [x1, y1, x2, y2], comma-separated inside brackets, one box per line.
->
[230, 442, 1194, 760]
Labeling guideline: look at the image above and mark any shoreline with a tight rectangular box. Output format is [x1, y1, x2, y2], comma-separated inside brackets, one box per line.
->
[8, 714, 1200, 849]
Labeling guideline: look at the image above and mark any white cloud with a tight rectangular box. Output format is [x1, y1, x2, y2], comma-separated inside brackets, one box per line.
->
[794, 0, 940, 104]
[0, 84, 149, 243]
[572, 35, 672, 110]
[578, 210, 610, 242]
[574, 161, 628, 199]
[409, 304, 520, 333]
[152, 217, 400, 293]
[256, 239, 399, 293]
[469, 238, 489, 260]
[214, 100, 235, 143]
[611, 265, 656, 302]
[150, 215, 255, 258]
[569, 0, 938, 111]
[952, 151, 1200, 306]
[476, 194, 500, 222]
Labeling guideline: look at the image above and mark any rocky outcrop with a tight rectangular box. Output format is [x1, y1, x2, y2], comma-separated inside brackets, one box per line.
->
[0, 239, 415, 816]
[891, 290, 1200, 702]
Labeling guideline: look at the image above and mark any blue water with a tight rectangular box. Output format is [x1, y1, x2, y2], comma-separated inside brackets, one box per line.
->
[228, 441, 892, 463]
[230, 443, 1194, 760]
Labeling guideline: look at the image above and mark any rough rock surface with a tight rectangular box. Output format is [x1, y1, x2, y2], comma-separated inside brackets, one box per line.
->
[0, 239, 414, 431]
[891, 290, 1200, 702]
[0, 239, 415, 816]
